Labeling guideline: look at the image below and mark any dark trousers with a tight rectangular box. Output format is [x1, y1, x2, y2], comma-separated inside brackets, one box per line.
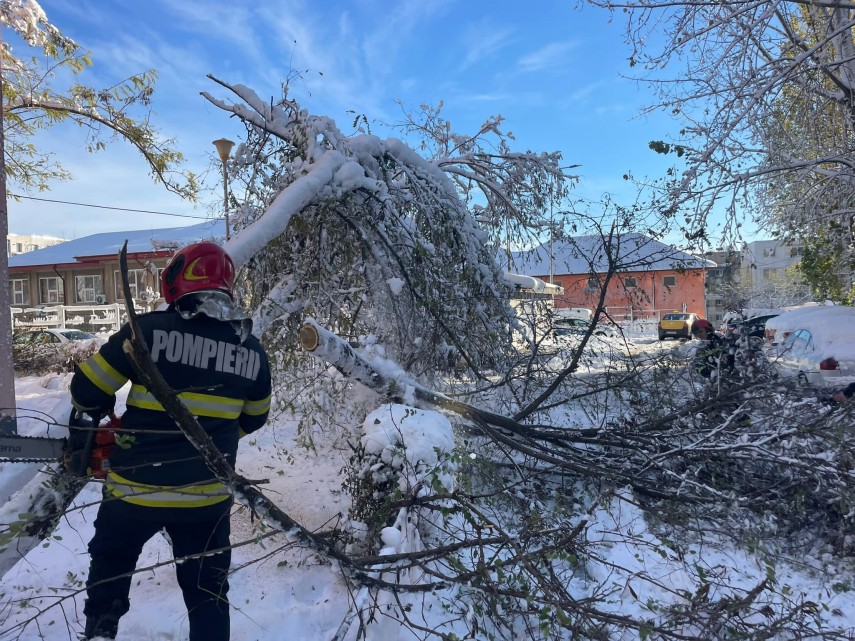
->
[84, 498, 232, 641]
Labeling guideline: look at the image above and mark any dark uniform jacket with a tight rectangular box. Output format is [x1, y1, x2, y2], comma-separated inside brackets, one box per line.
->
[694, 332, 736, 380]
[70, 309, 271, 518]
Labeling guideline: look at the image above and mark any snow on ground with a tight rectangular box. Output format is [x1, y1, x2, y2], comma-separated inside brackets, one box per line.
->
[0, 331, 854, 639]
[0, 376, 356, 641]
[583, 489, 855, 634]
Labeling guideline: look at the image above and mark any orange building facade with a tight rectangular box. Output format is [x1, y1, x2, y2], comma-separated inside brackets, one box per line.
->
[537, 268, 708, 321]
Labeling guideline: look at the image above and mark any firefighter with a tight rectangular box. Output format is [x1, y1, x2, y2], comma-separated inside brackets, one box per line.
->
[691, 318, 736, 380]
[69, 242, 272, 641]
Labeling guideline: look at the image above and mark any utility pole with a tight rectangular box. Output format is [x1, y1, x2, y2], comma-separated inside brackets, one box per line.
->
[0, 27, 17, 434]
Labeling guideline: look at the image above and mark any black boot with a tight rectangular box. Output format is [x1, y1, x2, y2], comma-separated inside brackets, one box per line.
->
[82, 597, 126, 639]
[82, 614, 118, 639]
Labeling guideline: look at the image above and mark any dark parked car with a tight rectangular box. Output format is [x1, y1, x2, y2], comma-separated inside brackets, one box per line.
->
[724, 314, 779, 339]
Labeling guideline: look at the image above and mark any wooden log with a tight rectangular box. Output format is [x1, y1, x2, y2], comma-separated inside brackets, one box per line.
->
[298, 319, 547, 439]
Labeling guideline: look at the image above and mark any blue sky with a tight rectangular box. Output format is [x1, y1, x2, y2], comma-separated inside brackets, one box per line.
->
[8, 0, 681, 240]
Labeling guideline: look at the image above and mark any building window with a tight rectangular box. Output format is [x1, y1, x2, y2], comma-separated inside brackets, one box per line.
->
[38, 277, 64, 304]
[585, 276, 599, 292]
[790, 246, 804, 258]
[763, 268, 778, 279]
[624, 276, 637, 289]
[15, 243, 22, 253]
[115, 268, 154, 300]
[763, 247, 776, 257]
[10, 279, 29, 306]
[663, 275, 677, 287]
[75, 274, 103, 303]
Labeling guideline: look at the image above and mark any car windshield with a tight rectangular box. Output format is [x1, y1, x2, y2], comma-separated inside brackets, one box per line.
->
[59, 330, 97, 341]
[663, 314, 689, 321]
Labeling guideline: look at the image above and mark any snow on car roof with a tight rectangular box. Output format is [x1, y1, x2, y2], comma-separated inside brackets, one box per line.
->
[767, 307, 855, 359]
[764, 305, 853, 333]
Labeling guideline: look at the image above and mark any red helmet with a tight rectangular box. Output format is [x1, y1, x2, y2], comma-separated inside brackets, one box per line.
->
[160, 242, 236, 304]
[692, 319, 714, 335]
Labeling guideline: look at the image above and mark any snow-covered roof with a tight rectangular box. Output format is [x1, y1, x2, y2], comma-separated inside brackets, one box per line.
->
[8, 219, 225, 267]
[503, 272, 564, 295]
[511, 232, 716, 276]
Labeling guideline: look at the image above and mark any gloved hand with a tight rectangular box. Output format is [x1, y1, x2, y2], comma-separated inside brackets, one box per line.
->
[96, 395, 116, 420]
[66, 408, 96, 476]
[68, 407, 94, 437]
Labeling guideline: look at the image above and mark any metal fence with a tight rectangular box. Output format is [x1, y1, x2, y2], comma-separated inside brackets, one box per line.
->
[10, 304, 126, 335]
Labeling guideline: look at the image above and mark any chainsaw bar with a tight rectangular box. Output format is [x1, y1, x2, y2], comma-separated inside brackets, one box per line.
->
[0, 435, 66, 463]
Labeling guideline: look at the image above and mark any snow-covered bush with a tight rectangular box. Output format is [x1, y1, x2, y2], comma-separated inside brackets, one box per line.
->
[342, 403, 456, 553]
[12, 339, 101, 376]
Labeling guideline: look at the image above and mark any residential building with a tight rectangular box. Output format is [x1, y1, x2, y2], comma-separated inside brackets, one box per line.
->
[703, 249, 743, 324]
[512, 232, 714, 322]
[7, 220, 223, 309]
[7, 233, 66, 256]
[740, 239, 804, 288]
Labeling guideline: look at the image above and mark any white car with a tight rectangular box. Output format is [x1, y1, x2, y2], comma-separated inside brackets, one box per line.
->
[13, 328, 100, 345]
[768, 309, 855, 387]
[554, 317, 618, 338]
[763, 305, 850, 344]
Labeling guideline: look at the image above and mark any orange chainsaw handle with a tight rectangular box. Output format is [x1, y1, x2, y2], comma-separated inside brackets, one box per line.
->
[68, 411, 121, 478]
[89, 413, 120, 479]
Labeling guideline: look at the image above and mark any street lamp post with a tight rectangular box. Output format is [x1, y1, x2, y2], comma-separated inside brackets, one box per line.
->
[212, 138, 235, 240]
[548, 221, 554, 285]
[547, 208, 577, 284]
[533, 220, 555, 284]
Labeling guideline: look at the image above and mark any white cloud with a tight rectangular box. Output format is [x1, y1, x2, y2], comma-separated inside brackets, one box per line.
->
[569, 80, 605, 102]
[459, 92, 511, 103]
[516, 41, 577, 74]
[458, 26, 515, 72]
[155, 1, 263, 63]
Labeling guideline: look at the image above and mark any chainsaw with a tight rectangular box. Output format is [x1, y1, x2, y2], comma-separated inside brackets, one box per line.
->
[0, 411, 122, 578]
[0, 411, 121, 479]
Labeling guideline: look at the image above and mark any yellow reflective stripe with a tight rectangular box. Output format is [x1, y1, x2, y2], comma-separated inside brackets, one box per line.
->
[79, 353, 128, 395]
[126, 384, 243, 418]
[105, 471, 231, 508]
[242, 395, 271, 416]
[71, 399, 101, 412]
[180, 391, 244, 417]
